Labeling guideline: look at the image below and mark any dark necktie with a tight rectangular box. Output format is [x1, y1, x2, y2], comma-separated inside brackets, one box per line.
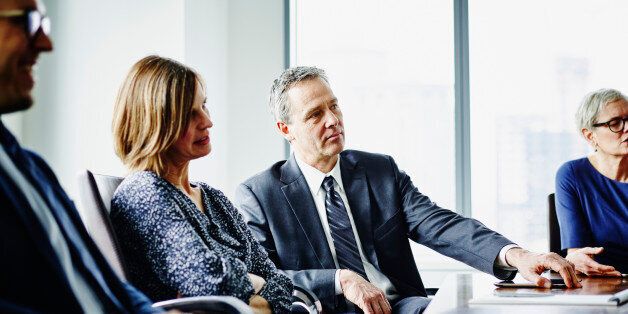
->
[323, 176, 369, 280]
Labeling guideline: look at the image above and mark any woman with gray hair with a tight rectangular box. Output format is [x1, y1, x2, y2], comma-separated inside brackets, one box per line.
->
[555, 88, 627, 276]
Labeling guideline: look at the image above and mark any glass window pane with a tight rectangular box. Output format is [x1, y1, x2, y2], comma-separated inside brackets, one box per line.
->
[293, 0, 456, 269]
[294, 0, 455, 210]
[469, 0, 628, 251]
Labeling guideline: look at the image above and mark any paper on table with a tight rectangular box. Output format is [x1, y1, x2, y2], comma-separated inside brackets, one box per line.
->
[610, 288, 628, 305]
[469, 288, 628, 306]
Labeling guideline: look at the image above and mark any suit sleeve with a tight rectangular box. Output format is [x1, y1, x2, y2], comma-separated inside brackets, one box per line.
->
[555, 162, 592, 249]
[389, 156, 517, 279]
[111, 184, 255, 302]
[235, 183, 338, 301]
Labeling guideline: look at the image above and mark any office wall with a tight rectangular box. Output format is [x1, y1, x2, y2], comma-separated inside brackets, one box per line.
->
[185, 0, 287, 196]
[8, 0, 285, 203]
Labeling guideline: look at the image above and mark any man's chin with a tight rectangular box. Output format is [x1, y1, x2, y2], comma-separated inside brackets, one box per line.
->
[325, 143, 344, 156]
[0, 97, 33, 115]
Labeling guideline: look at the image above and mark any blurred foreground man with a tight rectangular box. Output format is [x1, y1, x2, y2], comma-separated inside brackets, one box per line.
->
[0, 0, 158, 312]
[236, 66, 581, 313]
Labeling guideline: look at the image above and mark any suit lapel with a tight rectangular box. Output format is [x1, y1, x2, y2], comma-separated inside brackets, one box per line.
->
[281, 155, 335, 269]
[0, 169, 73, 288]
[340, 154, 379, 268]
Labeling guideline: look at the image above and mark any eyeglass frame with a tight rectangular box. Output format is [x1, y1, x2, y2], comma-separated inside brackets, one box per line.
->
[592, 116, 628, 133]
[0, 9, 50, 39]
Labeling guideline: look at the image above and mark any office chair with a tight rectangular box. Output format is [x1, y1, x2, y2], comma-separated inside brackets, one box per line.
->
[548, 193, 565, 257]
[77, 170, 321, 314]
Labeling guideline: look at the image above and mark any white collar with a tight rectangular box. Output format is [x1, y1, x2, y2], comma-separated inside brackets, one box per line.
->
[294, 152, 344, 197]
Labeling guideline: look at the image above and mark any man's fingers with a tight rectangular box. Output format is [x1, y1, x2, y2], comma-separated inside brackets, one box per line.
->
[523, 271, 551, 288]
[362, 301, 375, 314]
[375, 299, 386, 314]
[556, 264, 580, 288]
[377, 295, 391, 314]
[384, 297, 392, 314]
[543, 254, 580, 288]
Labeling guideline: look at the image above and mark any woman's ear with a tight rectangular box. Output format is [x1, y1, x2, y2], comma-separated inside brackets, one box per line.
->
[581, 128, 597, 148]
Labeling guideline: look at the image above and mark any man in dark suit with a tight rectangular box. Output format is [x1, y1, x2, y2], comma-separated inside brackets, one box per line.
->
[0, 0, 158, 312]
[235, 66, 581, 313]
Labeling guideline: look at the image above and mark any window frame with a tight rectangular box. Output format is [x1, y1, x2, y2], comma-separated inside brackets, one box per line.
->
[286, 0, 473, 215]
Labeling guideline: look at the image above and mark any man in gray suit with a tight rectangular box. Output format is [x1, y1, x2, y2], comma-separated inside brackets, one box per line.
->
[235, 66, 580, 313]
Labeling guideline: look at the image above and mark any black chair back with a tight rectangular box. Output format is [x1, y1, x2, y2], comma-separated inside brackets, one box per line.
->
[548, 193, 564, 256]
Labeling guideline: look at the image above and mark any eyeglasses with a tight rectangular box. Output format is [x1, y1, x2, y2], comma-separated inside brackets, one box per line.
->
[0, 9, 50, 39]
[592, 116, 628, 133]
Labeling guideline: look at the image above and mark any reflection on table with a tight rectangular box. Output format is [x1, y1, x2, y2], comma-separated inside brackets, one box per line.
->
[425, 272, 628, 314]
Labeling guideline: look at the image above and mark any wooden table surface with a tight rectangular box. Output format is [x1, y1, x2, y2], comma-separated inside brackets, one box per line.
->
[425, 272, 628, 313]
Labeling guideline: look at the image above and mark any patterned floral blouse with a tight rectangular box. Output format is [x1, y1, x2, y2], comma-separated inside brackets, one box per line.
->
[110, 171, 292, 313]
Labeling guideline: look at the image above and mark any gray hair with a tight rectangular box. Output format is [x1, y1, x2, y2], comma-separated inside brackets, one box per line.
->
[576, 88, 627, 131]
[269, 66, 329, 123]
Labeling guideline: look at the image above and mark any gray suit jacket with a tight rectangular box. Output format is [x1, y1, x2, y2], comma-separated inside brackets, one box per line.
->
[235, 150, 516, 310]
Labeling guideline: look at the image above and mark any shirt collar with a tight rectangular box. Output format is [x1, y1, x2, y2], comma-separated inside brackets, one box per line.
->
[294, 152, 345, 197]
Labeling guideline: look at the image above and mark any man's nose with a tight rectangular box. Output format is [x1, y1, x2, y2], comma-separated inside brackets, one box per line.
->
[32, 29, 53, 52]
[325, 110, 339, 127]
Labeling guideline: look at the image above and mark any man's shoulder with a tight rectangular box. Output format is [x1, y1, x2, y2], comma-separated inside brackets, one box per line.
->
[341, 149, 391, 163]
[341, 149, 396, 172]
[21, 149, 59, 180]
[240, 159, 288, 187]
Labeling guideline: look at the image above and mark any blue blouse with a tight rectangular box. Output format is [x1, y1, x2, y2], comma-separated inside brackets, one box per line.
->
[110, 171, 293, 312]
[555, 157, 628, 273]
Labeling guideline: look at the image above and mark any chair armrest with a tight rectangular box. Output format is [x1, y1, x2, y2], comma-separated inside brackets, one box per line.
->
[291, 285, 322, 314]
[152, 296, 253, 314]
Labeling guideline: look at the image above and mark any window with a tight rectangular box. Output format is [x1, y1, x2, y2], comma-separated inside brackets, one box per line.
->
[291, 0, 628, 273]
[293, 0, 455, 209]
[469, 0, 628, 251]
[292, 0, 458, 270]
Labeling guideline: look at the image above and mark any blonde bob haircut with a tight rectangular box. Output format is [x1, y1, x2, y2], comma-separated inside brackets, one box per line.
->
[112, 55, 201, 176]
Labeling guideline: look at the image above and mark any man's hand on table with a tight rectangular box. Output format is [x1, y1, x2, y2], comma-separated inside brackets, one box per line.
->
[505, 248, 582, 288]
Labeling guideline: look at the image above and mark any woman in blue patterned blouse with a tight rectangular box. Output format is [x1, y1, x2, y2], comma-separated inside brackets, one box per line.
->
[110, 55, 292, 313]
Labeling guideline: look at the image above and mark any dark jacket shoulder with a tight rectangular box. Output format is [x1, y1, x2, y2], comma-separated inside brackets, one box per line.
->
[241, 149, 395, 185]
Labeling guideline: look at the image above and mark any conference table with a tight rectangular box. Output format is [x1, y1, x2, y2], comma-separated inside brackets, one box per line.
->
[425, 272, 628, 313]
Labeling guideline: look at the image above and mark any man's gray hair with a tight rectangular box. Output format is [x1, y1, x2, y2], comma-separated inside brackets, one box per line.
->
[269, 66, 329, 123]
[576, 88, 627, 131]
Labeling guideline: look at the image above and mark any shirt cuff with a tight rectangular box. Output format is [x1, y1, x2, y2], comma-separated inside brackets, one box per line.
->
[497, 244, 520, 269]
[335, 269, 342, 295]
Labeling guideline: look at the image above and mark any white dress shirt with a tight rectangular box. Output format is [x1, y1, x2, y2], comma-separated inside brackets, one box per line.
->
[293, 153, 518, 300]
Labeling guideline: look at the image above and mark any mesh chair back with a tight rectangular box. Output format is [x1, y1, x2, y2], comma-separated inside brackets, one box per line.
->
[77, 170, 127, 279]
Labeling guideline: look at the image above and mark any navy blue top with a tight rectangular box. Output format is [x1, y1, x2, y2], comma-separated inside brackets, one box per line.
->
[0, 121, 158, 313]
[111, 171, 293, 313]
[555, 157, 628, 273]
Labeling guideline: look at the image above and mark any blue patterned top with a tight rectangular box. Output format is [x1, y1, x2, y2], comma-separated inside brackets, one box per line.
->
[110, 171, 292, 312]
